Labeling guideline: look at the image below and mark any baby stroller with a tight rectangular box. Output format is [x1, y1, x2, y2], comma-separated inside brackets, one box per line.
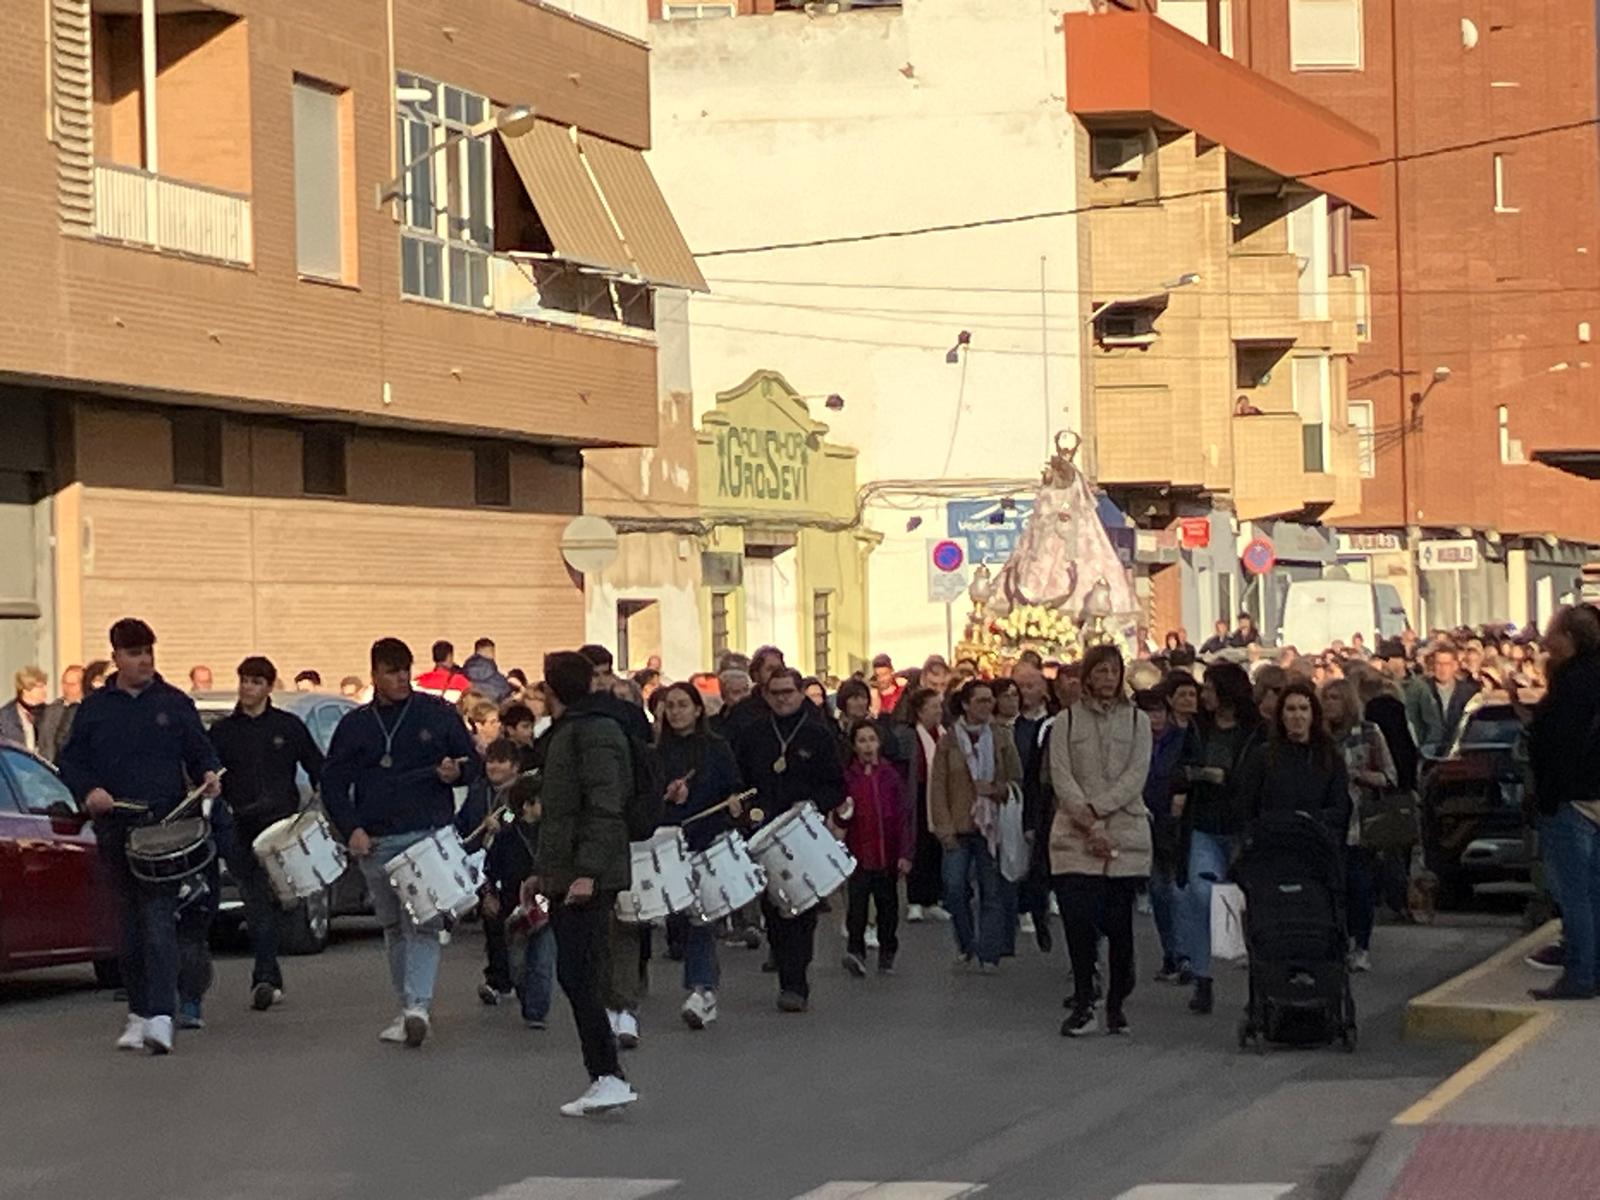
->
[1233, 812, 1357, 1053]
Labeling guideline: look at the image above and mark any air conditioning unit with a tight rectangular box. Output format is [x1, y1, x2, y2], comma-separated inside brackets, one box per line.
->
[1100, 313, 1141, 340]
[1092, 134, 1145, 178]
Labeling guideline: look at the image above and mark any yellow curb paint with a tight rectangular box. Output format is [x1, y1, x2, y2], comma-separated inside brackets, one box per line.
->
[1393, 1010, 1555, 1126]
[1406, 920, 1561, 1016]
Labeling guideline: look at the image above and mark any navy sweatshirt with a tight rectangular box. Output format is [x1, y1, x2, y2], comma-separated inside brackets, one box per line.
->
[57, 673, 220, 822]
[321, 690, 480, 839]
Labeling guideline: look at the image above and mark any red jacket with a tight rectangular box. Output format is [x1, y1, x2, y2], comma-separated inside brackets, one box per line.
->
[415, 666, 471, 698]
[840, 760, 913, 872]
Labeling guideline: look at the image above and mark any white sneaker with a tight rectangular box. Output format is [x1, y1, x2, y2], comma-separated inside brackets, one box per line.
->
[681, 989, 718, 1030]
[927, 905, 953, 923]
[560, 1074, 638, 1118]
[1019, 914, 1037, 936]
[379, 1015, 408, 1044]
[116, 1014, 145, 1051]
[865, 926, 880, 950]
[143, 1014, 174, 1055]
[906, 904, 926, 923]
[616, 1009, 640, 1049]
[1350, 948, 1372, 973]
[402, 1008, 429, 1048]
[607, 1008, 622, 1037]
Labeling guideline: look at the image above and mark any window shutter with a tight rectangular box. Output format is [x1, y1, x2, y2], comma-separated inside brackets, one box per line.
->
[51, 0, 95, 235]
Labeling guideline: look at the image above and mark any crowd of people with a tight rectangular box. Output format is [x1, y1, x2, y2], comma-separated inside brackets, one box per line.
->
[7, 601, 1600, 1117]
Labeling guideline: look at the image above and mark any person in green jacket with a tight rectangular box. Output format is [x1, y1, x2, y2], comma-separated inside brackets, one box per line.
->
[524, 650, 636, 1118]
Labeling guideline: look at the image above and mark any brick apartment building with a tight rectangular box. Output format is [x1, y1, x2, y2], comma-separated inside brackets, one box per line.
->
[0, 0, 701, 686]
[1209, 0, 1600, 629]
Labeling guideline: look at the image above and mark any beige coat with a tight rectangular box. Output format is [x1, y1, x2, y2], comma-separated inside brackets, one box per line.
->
[928, 724, 1023, 842]
[1047, 699, 1153, 877]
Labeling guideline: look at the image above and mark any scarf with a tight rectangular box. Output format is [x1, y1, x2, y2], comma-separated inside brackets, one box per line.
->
[957, 720, 1000, 855]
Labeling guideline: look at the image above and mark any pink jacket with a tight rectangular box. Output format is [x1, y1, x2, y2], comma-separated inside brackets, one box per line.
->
[840, 761, 913, 872]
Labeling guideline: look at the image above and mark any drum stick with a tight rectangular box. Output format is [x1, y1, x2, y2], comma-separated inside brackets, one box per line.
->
[681, 788, 759, 827]
[111, 801, 148, 813]
[162, 769, 226, 825]
[461, 804, 514, 846]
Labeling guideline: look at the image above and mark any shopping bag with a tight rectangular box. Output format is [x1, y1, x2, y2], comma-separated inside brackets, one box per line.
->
[997, 783, 1031, 883]
[1210, 882, 1248, 962]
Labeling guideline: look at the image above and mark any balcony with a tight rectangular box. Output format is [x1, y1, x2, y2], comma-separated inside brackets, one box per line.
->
[1095, 383, 1206, 489]
[486, 255, 656, 343]
[1233, 412, 1314, 520]
[92, 163, 252, 266]
[1228, 252, 1301, 343]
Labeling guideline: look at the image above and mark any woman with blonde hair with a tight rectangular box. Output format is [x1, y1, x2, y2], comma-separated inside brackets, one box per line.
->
[1322, 677, 1397, 971]
[0, 666, 48, 753]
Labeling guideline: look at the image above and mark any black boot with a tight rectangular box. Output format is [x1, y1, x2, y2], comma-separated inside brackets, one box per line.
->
[1188, 976, 1214, 1015]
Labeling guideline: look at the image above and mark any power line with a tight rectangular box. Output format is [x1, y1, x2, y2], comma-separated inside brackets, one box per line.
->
[692, 115, 1600, 258]
[704, 275, 1600, 300]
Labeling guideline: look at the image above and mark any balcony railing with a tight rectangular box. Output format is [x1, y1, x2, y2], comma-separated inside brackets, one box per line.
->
[93, 162, 252, 266]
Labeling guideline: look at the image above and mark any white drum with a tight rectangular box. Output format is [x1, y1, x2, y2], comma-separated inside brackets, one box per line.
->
[384, 827, 482, 928]
[689, 831, 766, 924]
[252, 809, 348, 904]
[747, 802, 857, 917]
[616, 827, 699, 925]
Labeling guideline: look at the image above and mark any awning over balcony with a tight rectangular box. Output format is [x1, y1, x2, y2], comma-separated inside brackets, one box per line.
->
[1531, 449, 1600, 479]
[578, 133, 708, 293]
[499, 120, 707, 292]
[1064, 12, 1384, 217]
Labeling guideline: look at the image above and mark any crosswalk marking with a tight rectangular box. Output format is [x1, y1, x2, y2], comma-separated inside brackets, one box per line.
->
[1111, 1186, 1295, 1200]
[472, 1179, 679, 1200]
[789, 1186, 986, 1200]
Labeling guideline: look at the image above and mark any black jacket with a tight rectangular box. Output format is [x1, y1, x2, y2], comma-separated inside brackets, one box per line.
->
[1529, 651, 1600, 815]
[657, 730, 742, 851]
[1364, 693, 1418, 792]
[209, 702, 325, 842]
[1237, 737, 1351, 842]
[36, 699, 78, 764]
[733, 706, 845, 829]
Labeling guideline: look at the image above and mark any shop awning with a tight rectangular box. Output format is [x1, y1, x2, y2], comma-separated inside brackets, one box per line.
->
[577, 133, 709, 292]
[499, 122, 635, 277]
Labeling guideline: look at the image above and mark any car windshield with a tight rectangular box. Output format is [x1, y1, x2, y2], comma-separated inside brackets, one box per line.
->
[1458, 709, 1521, 749]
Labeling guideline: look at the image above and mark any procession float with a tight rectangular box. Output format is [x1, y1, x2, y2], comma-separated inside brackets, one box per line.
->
[956, 432, 1141, 674]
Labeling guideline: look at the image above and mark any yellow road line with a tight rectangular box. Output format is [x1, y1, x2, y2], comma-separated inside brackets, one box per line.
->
[1393, 1009, 1555, 1126]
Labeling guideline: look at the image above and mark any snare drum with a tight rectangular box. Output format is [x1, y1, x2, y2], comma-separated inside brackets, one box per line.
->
[252, 809, 348, 904]
[689, 831, 766, 924]
[383, 827, 482, 928]
[127, 817, 215, 886]
[616, 827, 699, 925]
[746, 802, 856, 917]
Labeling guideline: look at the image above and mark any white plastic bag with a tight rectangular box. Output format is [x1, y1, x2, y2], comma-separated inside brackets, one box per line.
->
[1210, 882, 1248, 962]
[998, 783, 1031, 883]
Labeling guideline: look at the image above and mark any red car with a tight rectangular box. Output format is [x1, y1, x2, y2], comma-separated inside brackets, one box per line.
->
[0, 740, 120, 982]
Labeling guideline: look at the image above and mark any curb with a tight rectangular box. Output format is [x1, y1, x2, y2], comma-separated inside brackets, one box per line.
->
[1401, 919, 1557, 1043]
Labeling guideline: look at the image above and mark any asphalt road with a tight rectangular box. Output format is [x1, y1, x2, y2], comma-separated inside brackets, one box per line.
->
[0, 907, 1515, 1200]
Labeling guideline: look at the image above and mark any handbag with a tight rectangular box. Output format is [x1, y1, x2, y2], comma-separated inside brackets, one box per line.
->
[1210, 882, 1248, 962]
[997, 782, 1031, 883]
[1360, 787, 1422, 850]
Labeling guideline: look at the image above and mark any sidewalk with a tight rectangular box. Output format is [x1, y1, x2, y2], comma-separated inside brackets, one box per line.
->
[1344, 920, 1600, 1200]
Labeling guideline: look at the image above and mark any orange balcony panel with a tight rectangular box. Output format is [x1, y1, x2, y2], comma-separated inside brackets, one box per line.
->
[1065, 12, 1383, 219]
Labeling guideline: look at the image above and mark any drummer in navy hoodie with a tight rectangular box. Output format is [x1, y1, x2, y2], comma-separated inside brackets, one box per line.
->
[322, 637, 480, 1049]
[838, 720, 913, 978]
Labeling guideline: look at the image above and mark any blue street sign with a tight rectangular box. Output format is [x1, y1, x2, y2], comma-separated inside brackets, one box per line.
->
[947, 499, 1034, 564]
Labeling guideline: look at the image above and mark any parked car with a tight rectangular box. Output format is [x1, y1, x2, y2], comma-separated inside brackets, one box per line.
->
[0, 741, 120, 983]
[190, 691, 365, 955]
[1418, 698, 1534, 907]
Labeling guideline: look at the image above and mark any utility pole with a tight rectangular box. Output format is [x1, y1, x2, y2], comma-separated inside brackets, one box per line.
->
[1039, 255, 1051, 454]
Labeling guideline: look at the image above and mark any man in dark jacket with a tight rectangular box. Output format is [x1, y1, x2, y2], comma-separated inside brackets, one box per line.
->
[208, 655, 325, 1011]
[525, 650, 638, 1117]
[733, 667, 846, 1012]
[1405, 644, 1479, 756]
[58, 617, 222, 1056]
[35, 663, 85, 763]
[462, 637, 510, 703]
[322, 637, 479, 1049]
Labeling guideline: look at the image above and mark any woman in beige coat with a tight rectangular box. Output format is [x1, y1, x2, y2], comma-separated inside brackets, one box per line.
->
[1048, 645, 1152, 1037]
[929, 679, 1023, 971]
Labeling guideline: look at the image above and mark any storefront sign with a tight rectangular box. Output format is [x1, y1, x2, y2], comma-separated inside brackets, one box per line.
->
[1418, 538, 1479, 571]
[1178, 517, 1211, 549]
[712, 426, 811, 503]
[1242, 536, 1277, 576]
[1336, 530, 1403, 554]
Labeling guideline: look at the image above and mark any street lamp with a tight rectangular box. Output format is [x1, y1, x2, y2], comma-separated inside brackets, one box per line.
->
[375, 103, 538, 209]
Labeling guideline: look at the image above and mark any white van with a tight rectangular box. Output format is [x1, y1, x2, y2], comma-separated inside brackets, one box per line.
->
[1279, 579, 1410, 651]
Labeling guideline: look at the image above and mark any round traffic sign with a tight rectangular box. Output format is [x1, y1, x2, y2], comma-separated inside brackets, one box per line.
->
[1241, 536, 1277, 576]
[932, 539, 966, 573]
[560, 515, 620, 575]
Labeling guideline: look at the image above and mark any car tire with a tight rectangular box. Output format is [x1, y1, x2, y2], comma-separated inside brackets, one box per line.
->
[93, 957, 122, 990]
[278, 889, 332, 956]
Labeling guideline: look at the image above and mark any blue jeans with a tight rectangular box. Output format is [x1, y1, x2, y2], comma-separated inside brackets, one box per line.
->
[357, 830, 445, 1012]
[1541, 804, 1600, 992]
[942, 834, 1009, 965]
[682, 921, 719, 991]
[1175, 830, 1235, 979]
[516, 924, 556, 1021]
[1149, 861, 1180, 966]
[114, 869, 180, 1019]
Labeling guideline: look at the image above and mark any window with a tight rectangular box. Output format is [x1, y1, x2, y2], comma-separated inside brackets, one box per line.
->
[474, 445, 510, 507]
[396, 72, 493, 309]
[1091, 133, 1145, 178]
[302, 427, 347, 497]
[171, 411, 223, 489]
[812, 591, 833, 679]
[292, 77, 350, 281]
[663, 2, 737, 15]
[1348, 399, 1376, 477]
[1493, 153, 1517, 212]
[1293, 356, 1329, 473]
[1350, 264, 1372, 341]
[1, 749, 78, 817]
[1330, 204, 1351, 275]
[1290, 0, 1363, 70]
[710, 592, 730, 656]
[1497, 405, 1525, 464]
